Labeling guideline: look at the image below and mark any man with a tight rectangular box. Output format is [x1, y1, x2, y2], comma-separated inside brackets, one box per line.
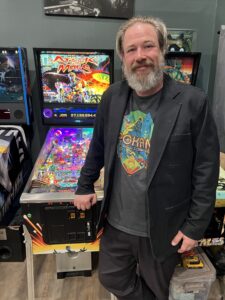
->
[74, 16, 220, 300]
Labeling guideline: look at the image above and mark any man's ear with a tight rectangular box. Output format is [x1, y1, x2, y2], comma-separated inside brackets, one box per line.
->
[121, 62, 126, 80]
[119, 51, 124, 61]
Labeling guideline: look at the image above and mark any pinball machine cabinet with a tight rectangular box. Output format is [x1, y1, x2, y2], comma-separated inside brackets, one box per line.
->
[20, 127, 103, 246]
[20, 127, 103, 276]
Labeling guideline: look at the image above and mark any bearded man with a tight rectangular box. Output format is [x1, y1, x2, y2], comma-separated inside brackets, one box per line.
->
[74, 16, 219, 300]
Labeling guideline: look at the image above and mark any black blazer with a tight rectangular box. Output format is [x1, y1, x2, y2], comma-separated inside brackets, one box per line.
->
[76, 75, 220, 261]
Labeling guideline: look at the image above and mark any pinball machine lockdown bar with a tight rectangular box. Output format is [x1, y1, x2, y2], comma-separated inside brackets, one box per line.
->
[20, 190, 104, 203]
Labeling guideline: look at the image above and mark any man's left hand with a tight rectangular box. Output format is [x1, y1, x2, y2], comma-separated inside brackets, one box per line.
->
[171, 230, 197, 253]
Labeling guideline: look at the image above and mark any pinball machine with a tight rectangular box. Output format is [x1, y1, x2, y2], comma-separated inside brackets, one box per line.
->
[0, 47, 32, 261]
[20, 48, 113, 276]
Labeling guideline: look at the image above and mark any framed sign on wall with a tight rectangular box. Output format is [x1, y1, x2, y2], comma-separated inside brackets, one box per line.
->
[167, 29, 197, 52]
[44, 0, 134, 19]
[164, 52, 201, 85]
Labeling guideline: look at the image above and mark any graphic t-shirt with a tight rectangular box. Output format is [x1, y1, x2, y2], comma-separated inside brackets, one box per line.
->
[108, 90, 162, 237]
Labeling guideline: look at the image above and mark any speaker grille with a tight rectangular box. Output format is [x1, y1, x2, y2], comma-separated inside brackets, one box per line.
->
[14, 110, 24, 119]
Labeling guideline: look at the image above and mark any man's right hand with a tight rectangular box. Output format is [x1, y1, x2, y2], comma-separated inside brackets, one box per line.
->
[74, 194, 97, 210]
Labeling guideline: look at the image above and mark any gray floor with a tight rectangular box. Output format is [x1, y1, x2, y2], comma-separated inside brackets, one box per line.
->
[208, 277, 224, 300]
[0, 254, 224, 300]
[0, 254, 110, 300]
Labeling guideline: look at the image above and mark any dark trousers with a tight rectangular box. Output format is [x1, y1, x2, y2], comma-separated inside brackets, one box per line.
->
[98, 223, 179, 300]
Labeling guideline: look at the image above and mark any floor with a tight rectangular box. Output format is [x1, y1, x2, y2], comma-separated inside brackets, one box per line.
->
[0, 254, 110, 300]
[0, 253, 224, 300]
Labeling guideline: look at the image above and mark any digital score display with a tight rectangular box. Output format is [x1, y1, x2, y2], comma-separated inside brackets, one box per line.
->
[42, 106, 97, 125]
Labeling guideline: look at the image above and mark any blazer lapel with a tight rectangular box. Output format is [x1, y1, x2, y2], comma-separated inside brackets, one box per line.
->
[107, 82, 131, 176]
[147, 76, 182, 187]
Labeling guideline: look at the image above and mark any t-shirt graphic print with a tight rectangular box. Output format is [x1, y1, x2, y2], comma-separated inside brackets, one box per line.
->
[117, 110, 154, 175]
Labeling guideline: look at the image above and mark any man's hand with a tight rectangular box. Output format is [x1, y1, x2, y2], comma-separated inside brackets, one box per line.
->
[171, 230, 197, 253]
[74, 194, 97, 210]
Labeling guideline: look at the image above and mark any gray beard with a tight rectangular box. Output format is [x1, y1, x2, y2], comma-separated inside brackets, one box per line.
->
[123, 60, 164, 93]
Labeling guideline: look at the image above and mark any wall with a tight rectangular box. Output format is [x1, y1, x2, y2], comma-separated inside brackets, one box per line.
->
[210, 0, 225, 151]
[209, 0, 225, 100]
[0, 0, 220, 161]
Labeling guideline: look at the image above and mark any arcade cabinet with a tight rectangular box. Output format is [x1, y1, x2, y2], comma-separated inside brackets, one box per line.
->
[20, 48, 113, 276]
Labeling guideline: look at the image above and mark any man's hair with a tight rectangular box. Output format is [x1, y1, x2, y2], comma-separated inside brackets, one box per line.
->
[116, 16, 168, 59]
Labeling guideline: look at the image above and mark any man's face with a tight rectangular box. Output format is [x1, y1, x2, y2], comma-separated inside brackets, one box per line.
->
[122, 22, 164, 94]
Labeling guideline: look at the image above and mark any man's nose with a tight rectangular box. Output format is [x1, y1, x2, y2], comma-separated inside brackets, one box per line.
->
[136, 48, 147, 61]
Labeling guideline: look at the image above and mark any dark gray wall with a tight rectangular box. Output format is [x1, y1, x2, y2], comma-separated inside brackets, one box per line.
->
[209, 0, 225, 100]
[0, 0, 220, 160]
[209, 0, 225, 151]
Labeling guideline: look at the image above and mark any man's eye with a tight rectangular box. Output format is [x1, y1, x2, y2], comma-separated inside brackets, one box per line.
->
[145, 44, 153, 48]
[127, 48, 135, 53]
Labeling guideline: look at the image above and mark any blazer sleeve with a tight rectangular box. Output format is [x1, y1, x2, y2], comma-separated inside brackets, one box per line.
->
[180, 96, 220, 240]
[75, 93, 106, 195]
